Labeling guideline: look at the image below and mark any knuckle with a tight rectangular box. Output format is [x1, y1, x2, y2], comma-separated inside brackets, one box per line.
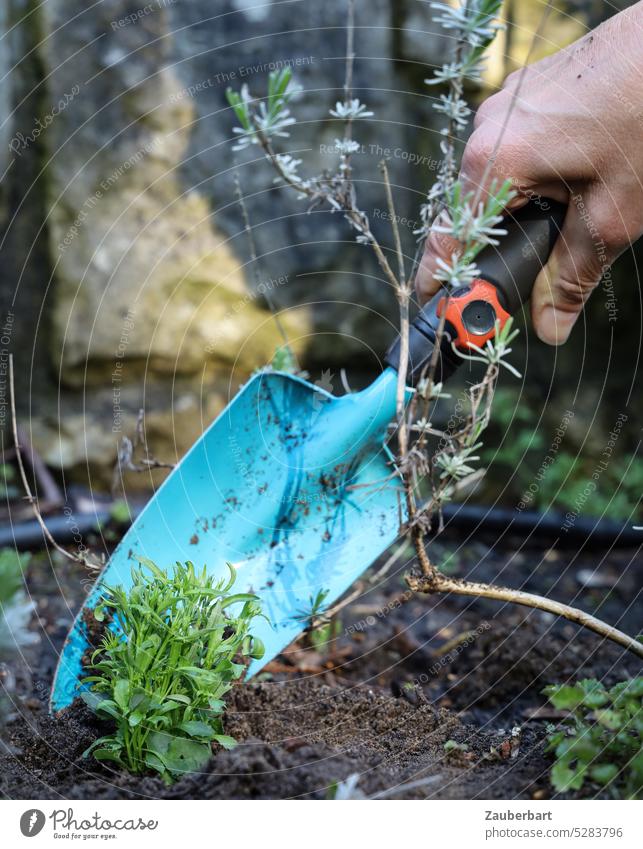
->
[428, 228, 457, 259]
[555, 272, 598, 308]
[598, 217, 630, 253]
[461, 131, 496, 182]
[461, 129, 526, 191]
[472, 97, 494, 130]
[473, 90, 508, 130]
[503, 69, 522, 89]
[573, 194, 636, 256]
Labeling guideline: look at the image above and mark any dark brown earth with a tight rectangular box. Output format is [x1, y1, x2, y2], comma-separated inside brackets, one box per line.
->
[1, 532, 641, 799]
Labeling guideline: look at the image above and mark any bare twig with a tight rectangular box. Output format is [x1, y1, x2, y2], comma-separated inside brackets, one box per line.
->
[228, 0, 643, 662]
[376, 159, 431, 575]
[15, 425, 62, 509]
[8, 355, 94, 568]
[112, 409, 175, 495]
[380, 159, 406, 283]
[254, 126, 401, 292]
[340, 0, 356, 179]
[234, 170, 291, 349]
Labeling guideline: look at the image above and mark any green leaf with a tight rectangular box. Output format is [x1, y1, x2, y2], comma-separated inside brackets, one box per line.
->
[144, 751, 168, 777]
[82, 735, 120, 759]
[178, 720, 216, 739]
[220, 593, 260, 610]
[613, 677, 643, 699]
[149, 732, 212, 775]
[590, 763, 619, 785]
[544, 684, 585, 711]
[556, 736, 599, 764]
[212, 734, 237, 750]
[93, 698, 122, 721]
[135, 556, 167, 580]
[128, 711, 145, 728]
[129, 690, 150, 713]
[135, 648, 155, 674]
[444, 739, 468, 752]
[551, 761, 586, 793]
[93, 748, 124, 763]
[165, 693, 191, 705]
[594, 709, 622, 731]
[248, 636, 265, 660]
[113, 679, 130, 712]
[578, 679, 609, 708]
[80, 690, 105, 712]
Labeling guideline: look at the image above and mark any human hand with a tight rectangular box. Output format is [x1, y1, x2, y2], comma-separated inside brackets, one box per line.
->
[416, 2, 643, 344]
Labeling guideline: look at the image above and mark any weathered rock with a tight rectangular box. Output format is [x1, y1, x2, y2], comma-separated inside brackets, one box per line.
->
[39, 0, 308, 389]
[30, 374, 234, 492]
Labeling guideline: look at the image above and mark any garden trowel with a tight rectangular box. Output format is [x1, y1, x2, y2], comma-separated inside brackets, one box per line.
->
[51, 200, 565, 711]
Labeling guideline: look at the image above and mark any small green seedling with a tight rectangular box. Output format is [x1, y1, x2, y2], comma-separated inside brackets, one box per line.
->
[292, 588, 341, 654]
[81, 559, 265, 784]
[293, 588, 330, 626]
[443, 739, 469, 754]
[544, 677, 643, 798]
[270, 343, 302, 375]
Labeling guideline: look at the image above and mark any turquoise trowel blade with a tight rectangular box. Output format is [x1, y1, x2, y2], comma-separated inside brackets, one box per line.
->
[51, 367, 404, 711]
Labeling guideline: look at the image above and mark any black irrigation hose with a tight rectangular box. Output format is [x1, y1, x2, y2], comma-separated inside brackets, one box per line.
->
[438, 504, 642, 548]
[1, 501, 640, 551]
[0, 508, 114, 550]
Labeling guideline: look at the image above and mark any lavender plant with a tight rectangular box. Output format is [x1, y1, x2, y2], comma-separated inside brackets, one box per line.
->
[224, 0, 643, 659]
[225, 1, 514, 534]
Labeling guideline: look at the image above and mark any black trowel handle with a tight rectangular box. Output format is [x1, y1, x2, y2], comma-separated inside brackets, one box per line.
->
[385, 199, 567, 385]
[476, 199, 567, 314]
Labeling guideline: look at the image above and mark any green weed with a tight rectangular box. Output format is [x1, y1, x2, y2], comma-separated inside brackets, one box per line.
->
[543, 677, 643, 798]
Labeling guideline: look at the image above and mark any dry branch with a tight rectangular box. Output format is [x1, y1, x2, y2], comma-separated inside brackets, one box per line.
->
[8, 355, 98, 569]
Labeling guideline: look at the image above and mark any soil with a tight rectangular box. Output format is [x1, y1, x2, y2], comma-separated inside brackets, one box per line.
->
[1, 532, 641, 800]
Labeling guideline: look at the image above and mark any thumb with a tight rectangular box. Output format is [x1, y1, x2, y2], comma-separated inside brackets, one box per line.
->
[530, 197, 608, 346]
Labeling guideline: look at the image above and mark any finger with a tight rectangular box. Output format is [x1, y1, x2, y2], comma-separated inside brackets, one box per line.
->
[458, 125, 521, 202]
[530, 196, 611, 345]
[416, 126, 523, 303]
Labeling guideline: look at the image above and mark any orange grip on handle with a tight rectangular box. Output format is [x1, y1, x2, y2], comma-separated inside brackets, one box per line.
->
[437, 279, 511, 351]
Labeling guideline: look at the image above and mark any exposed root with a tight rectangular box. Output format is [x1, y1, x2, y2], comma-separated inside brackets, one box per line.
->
[406, 569, 643, 659]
